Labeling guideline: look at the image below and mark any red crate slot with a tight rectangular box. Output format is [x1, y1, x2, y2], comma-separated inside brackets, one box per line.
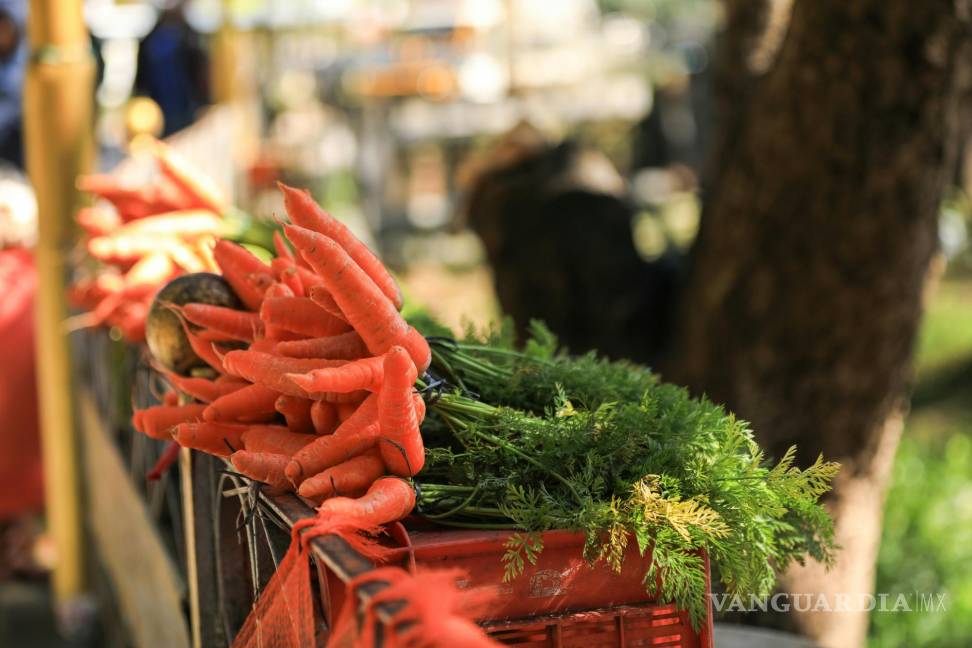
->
[316, 525, 713, 648]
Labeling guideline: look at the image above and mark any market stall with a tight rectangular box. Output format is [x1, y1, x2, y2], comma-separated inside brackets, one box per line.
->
[24, 3, 837, 648]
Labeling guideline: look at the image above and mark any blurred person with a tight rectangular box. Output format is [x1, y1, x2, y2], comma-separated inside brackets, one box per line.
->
[134, 0, 209, 136]
[0, 166, 42, 579]
[464, 123, 681, 366]
[0, 0, 25, 167]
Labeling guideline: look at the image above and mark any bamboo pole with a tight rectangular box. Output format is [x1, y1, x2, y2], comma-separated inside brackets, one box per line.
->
[23, 0, 95, 604]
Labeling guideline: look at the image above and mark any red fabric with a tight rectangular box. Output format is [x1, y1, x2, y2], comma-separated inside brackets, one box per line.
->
[0, 248, 42, 519]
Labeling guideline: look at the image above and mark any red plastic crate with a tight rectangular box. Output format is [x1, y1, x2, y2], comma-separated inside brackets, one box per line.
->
[316, 525, 713, 648]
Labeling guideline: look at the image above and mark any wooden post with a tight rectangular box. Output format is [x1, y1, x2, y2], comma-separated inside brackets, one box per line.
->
[23, 0, 95, 604]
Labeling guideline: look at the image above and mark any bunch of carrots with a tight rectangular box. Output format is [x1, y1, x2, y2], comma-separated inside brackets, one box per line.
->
[133, 183, 506, 647]
[134, 182, 429, 536]
[68, 140, 226, 342]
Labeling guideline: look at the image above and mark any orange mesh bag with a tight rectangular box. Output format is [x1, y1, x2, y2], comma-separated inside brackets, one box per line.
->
[327, 567, 499, 648]
[230, 527, 315, 648]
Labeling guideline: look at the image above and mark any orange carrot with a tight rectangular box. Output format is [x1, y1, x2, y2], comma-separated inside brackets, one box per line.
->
[313, 477, 415, 525]
[158, 370, 234, 402]
[221, 350, 347, 396]
[203, 383, 280, 422]
[213, 240, 271, 310]
[162, 390, 180, 406]
[147, 441, 181, 481]
[248, 338, 278, 353]
[76, 206, 120, 237]
[285, 225, 430, 371]
[286, 395, 379, 483]
[287, 355, 384, 395]
[137, 403, 207, 440]
[378, 346, 425, 477]
[272, 230, 294, 261]
[114, 210, 222, 238]
[153, 140, 226, 213]
[280, 183, 403, 309]
[182, 303, 264, 342]
[321, 390, 370, 405]
[260, 296, 350, 338]
[270, 258, 304, 296]
[310, 401, 338, 435]
[307, 285, 345, 321]
[123, 252, 177, 287]
[173, 421, 246, 456]
[241, 425, 316, 456]
[336, 401, 359, 422]
[230, 452, 289, 490]
[298, 450, 385, 500]
[275, 331, 368, 360]
[230, 451, 291, 491]
[274, 395, 314, 434]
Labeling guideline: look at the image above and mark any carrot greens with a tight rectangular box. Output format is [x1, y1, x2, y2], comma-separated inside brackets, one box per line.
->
[412, 318, 839, 629]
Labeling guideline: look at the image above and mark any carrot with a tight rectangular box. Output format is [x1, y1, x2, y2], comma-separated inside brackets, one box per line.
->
[274, 395, 314, 434]
[182, 303, 264, 342]
[158, 370, 238, 403]
[292, 264, 326, 291]
[147, 441, 181, 481]
[77, 175, 177, 220]
[76, 207, 120, 237]
[88, 233, 180, 262]
[336, 401, 359, 422]
[260, 282, 296, 339]
[248, 338, 278, 353]
[213, 240, 271, 311]
[313, 477, 415, 526]
[114, 210, 222, 238]
[307, 285, 345, 321]
[163, 390, 180, 406]
[270, 258, 303, 296]
[241, 425, 316, 456]
[136, 403, 207, 440]
[163, 239, 210, 273]
[123, 252, 177, 287]
[203, 383, 280, 422]
[153, 140, 227, 213]
[279, 183, 403, 310]
[285, 225, 430, 371]
[297, 450, 385, 500]
[230, 451, 292, 491]
[275, 331, 368, 360]
[221, 350, 347, 396]
[260, 296, 350, 338]
[178, 315, 228, 372]
[286, 395, 379, 483]
[272, 230, 294, 261]
[378, 346, 424, 477]
[320, 390, 369, 405]
[196, 329, 242, 343]
[310, 401, 338, 435]
[287, 355, 384, 395]
[173, 421, 246, 456]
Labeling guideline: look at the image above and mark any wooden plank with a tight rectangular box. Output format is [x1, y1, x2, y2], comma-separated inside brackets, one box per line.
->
[79, 390, 190, 648]
[182, 450, 230, 648]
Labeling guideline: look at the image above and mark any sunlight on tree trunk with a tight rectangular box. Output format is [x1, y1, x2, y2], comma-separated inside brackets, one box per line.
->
[673, 1, 972, 645]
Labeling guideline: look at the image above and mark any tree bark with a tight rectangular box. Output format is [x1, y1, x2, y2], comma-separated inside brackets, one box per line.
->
[671, 1, 972, 646]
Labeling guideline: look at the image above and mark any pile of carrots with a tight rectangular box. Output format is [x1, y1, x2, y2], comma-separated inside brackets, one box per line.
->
[68, 140, 226, 341]
[133, 182, 429, 535]
[131, 183, 505, 648]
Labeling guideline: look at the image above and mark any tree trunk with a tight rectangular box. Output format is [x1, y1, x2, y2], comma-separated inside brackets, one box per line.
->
[671, 1, 972, 646]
